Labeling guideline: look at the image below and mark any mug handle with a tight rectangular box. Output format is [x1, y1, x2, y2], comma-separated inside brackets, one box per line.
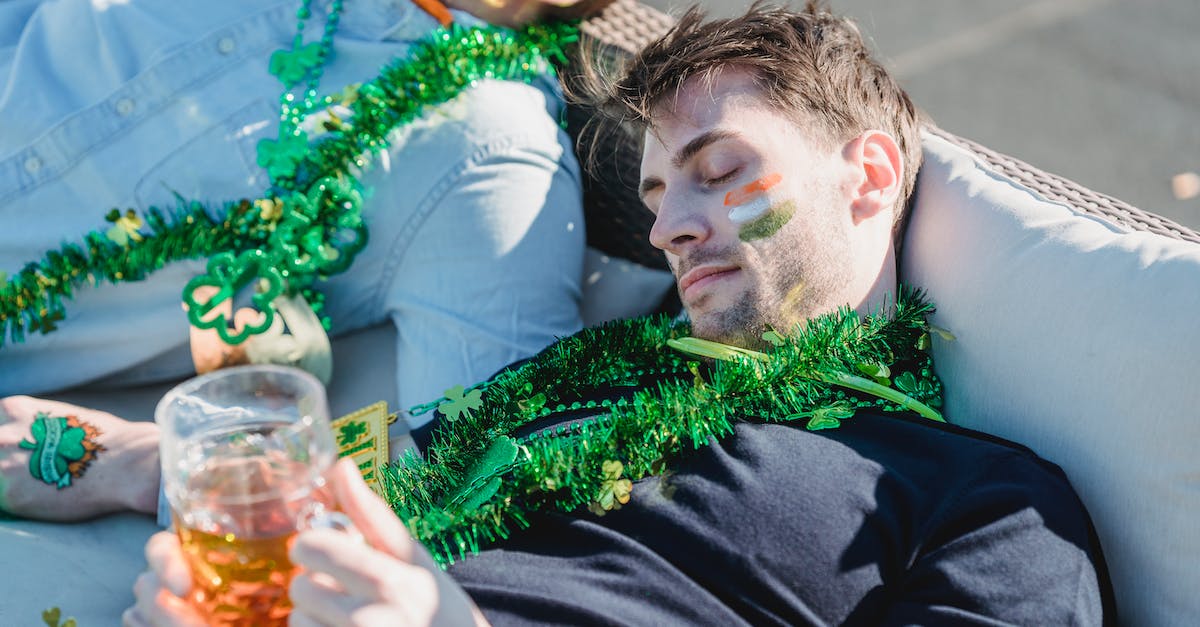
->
[298, 502, 364, 544]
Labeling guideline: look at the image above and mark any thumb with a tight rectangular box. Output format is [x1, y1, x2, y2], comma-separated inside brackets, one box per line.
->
[328, 457, 429, 566]
[144, 532, 193, 598]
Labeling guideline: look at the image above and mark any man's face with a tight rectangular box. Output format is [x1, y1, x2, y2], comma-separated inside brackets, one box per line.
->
[639, 69, 861, 348]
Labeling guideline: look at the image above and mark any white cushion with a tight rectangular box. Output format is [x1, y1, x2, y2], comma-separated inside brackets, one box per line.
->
[314, 246, 675, 422]
[580, 246, 675, 327]
[902, 131, 1200, 626]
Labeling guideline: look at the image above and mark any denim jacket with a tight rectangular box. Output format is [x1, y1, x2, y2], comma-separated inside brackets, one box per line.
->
[0, 0, 585, 423]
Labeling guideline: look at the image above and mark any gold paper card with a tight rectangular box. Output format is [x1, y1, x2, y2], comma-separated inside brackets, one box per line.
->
[331, 401, 391, 495]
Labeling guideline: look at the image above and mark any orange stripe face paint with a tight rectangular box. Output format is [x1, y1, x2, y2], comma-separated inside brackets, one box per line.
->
[724, 173, 794, 241]
[724, 172, 782, 209]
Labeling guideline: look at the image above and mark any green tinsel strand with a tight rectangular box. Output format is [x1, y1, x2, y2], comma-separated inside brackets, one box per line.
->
[377, 293, 945, 566]
[291, 22, 577, 194]
[0, 200, 254, 346]
[416, 367, 746, 563]
[2, 22, 579, 349]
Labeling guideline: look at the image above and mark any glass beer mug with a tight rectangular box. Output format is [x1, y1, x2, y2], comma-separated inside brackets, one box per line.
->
[156, 364, 345, 625]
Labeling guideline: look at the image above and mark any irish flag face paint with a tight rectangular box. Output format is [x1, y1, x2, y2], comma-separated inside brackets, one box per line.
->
[724, 173, 794, 241]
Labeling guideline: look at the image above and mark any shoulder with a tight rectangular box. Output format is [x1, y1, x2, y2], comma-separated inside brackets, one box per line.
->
[794, 410, 1105, 563]
[838, 413, 1114, 623]
[834, 410, 1075, 484]
[865, 409, 1105, 525]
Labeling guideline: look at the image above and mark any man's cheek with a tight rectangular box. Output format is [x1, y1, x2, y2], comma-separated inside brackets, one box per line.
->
[666, 254, 682, 277]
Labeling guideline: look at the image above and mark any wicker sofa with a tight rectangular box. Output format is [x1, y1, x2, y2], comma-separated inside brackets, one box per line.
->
[568, 3, 1200, 625]
[5, 1, 1197, 624]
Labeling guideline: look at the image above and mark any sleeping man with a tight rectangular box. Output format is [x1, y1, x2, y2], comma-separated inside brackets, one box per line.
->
[126, 2, 1114, 625]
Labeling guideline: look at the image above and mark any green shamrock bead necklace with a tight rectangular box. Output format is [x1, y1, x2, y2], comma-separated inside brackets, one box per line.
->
[385, 288, 944, 566]
[0, 1, 579, 348]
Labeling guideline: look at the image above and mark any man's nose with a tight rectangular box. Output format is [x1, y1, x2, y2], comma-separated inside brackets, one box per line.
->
[648, 194, 711, 255]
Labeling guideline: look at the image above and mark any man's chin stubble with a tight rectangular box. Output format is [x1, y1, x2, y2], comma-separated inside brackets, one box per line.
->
[686, 297, 770, 350]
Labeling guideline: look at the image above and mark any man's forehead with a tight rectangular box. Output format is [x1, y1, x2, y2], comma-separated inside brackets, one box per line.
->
[649, 68, 767, 132]
[640, 71, 779, 176]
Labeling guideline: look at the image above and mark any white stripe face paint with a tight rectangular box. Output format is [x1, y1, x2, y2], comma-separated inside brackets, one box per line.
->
[727, 195, 772, 224]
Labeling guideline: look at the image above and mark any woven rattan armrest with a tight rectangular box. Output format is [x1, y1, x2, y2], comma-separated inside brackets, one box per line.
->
[925, 126, 1200, 243]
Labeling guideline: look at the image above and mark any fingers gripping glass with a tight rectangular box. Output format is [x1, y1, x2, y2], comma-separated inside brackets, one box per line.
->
[156, 365, 356, 626]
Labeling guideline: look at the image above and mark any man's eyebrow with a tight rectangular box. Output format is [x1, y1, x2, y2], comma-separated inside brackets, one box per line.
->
[672, 129, 738, 170]
[639, 176, 663, 201]
[639, 129, 740, 202]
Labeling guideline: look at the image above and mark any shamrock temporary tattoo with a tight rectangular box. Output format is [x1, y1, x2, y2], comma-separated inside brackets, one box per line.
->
[18, 413, 105, 489]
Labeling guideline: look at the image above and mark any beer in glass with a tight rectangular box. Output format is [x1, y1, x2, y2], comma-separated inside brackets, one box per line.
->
[156, 364, 338, 626]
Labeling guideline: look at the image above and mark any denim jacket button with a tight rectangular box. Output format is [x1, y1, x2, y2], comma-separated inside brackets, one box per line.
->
[217, 37, 236, 55]
[115, 98, 135, 116]
[23, 155, 43, 174]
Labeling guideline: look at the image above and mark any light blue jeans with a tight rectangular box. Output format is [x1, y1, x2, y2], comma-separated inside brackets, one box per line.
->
[0, 0, 585, 423]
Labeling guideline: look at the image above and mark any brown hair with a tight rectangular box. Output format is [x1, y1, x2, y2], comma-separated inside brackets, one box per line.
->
[580, 1, 925, 243]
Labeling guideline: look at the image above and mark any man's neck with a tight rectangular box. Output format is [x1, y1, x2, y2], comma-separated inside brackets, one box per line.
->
[854, 246, 898, 318]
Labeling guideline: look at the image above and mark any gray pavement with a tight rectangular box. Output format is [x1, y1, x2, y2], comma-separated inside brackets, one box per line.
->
[641, 0, 1200, 231]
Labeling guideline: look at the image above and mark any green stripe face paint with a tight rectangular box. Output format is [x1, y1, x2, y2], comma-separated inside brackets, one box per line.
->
[737, 199, 797, 242]
[17, 413, 105, 489]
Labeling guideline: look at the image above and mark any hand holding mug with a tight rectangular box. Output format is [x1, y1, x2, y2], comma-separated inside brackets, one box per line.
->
[151, 365, 344, 625]
[126, 458, 487, 627]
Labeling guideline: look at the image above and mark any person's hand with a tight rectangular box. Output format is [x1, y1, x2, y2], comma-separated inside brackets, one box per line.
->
[122, 532, 207, 627]
[123, 458, 488, 626]
[446, 0, 614, 28]
[288, 457, 489, 626]
[0, 395, 159, 520]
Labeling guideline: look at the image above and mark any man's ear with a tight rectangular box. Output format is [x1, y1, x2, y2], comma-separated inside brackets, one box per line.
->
[847, 130, 903, 225]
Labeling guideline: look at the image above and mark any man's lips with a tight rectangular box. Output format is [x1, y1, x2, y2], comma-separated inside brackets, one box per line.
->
[678, 264, 740, 298]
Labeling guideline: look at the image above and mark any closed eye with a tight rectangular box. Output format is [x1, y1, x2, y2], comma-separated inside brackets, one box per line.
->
[705, 168, 741, 187]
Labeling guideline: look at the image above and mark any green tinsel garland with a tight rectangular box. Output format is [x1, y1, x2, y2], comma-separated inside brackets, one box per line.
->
[380, 287, 944, 566]
[0, 20, 580, 348]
